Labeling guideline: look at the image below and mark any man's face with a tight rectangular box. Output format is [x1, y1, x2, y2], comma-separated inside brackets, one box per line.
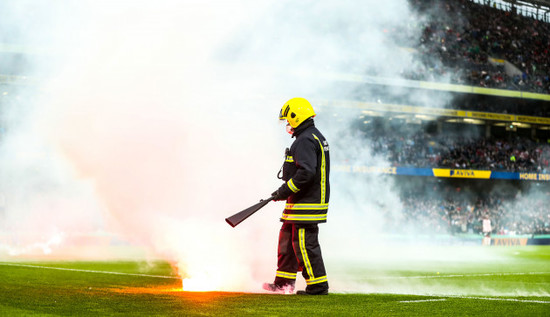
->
[285, 122, 294, 135]
[280, 118, 293, 135]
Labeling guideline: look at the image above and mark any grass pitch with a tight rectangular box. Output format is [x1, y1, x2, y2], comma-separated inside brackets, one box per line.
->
[0, 246, 549, 316]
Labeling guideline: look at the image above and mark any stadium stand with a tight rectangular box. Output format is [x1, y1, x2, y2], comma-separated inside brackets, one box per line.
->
[327, 0, 550, 238]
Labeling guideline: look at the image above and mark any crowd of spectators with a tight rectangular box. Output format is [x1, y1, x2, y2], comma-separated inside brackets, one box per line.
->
[436, 137, 550, 172]
[406, 0, 550, 94]
[395, 185, 550, 236]
[369, 132, 550, 172]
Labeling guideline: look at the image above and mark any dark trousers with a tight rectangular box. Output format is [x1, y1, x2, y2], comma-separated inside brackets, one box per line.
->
[274, 222, 329, 294]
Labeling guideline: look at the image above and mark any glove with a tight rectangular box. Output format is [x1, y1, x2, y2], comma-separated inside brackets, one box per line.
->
[271, 184, 291, 201]
[271, 189, 285, 201]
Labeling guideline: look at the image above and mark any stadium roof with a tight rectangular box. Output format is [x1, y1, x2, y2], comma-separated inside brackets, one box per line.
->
[521, 0, 550, 7]
[504, 0, 550, 11]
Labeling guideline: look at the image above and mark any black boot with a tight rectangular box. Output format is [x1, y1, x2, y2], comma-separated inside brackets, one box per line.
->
[262, 282, 295, 294]
[296, 289, 329, 295]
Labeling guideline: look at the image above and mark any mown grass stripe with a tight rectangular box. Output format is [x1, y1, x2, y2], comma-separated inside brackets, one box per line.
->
[400, 299, 447, 303]
[0, 262, 181, 280]
[366, 272, 550, 280]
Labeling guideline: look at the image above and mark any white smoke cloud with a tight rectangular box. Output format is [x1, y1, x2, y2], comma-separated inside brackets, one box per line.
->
[0, 0, 519, 295]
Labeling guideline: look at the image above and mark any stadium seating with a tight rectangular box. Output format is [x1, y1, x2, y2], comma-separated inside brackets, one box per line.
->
[410, 0, 550, 95]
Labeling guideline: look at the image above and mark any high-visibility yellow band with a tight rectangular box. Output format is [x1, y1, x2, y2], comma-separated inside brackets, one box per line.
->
[312, 134, 327, 204]
[282, 213, 327, 218]
[285, 203, 329, 210]
[281, 213, 327, 221]
[299, 228, 314, 279]
[288, 179, 300, 193]
[306, 275, 328, 285]
[276, 271, 297, 279]
[285, 156, 294, 163]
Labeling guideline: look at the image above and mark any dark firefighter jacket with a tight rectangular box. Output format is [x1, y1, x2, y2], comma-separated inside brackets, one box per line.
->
[276, 119, 330, 224]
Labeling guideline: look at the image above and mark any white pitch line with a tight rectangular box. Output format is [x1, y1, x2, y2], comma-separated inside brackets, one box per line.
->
[0, 262, 182, 280]
[451, 296, 550, 304]
[400, 299, 447, 303]
[399, 296, 550, 304]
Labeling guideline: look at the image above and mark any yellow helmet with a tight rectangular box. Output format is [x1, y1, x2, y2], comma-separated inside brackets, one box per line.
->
[279, 97, 316, 128]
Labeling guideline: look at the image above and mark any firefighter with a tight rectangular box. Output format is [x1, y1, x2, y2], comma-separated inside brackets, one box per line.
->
[263, 97, 330, 295]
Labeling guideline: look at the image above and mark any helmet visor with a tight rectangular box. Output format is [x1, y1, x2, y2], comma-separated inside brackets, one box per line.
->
[279, 104, 291, 120]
